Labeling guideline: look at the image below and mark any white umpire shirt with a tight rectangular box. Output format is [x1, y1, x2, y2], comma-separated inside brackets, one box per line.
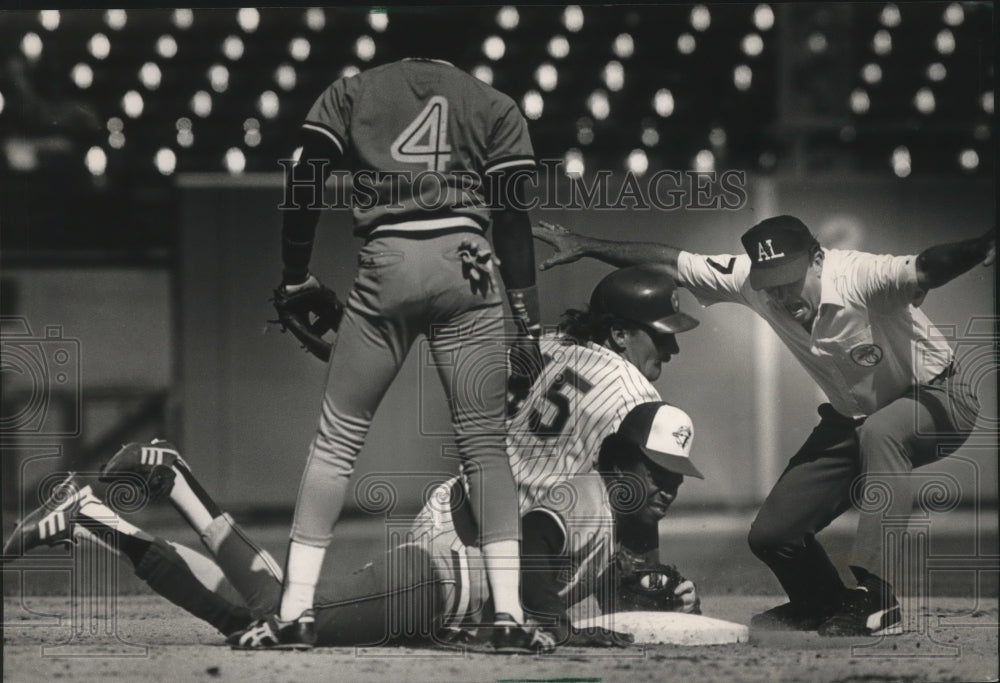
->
[677, 249, 954, 419]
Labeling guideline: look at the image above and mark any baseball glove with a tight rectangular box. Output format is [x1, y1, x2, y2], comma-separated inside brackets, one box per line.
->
[271, 277, 345, 362]
[614, 552, 700, 614]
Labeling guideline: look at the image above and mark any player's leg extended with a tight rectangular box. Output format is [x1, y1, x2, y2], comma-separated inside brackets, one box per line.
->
[101, 441, 283, 615]
[747, 406, 861, 626]
[282, 306, 411, 623]
[429, 307, 524, 625]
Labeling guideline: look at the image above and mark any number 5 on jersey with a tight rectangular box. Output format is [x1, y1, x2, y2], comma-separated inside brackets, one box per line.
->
[390, 96, 452, 171]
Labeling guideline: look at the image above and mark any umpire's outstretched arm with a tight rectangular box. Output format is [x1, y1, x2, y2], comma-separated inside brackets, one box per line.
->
[915, 230, 996, 290]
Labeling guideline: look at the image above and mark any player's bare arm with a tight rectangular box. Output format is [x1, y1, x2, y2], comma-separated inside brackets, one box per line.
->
[915, 229, 996, 290]
[533, 220, 682, 276]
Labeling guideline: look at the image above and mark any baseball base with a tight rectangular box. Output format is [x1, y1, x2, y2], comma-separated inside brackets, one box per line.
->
[573, 612, 750, 645]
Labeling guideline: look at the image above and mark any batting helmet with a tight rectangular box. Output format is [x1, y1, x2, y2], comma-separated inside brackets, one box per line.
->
[589, 265, 699, 334]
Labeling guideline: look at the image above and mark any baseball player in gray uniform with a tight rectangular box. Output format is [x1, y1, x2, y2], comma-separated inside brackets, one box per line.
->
[533, 216, 994, 636]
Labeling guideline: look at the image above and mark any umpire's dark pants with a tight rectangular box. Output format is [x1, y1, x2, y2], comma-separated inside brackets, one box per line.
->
[747, 367, 980, 605]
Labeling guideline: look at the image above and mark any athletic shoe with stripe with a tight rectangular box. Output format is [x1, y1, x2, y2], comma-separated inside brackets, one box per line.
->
[817, 586, 903, 637]
[488, 613, 557, 654]
[100, 439, 188, 502]
[2, 474, 99, 558]
[226, 610, 317, 650]
[750, 599, 840, 631]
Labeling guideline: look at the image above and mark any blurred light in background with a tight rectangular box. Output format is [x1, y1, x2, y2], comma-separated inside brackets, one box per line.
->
[224, 36, 245, 61]
[173, 9, 193, 30]
[641, 125, 659, 147]
[914, 87, 935, 115]
[473, 65, 493, 85]
[935, 29, 955, 55]
[497, 6, 519, 30]
[275, 64, 296, 90]
[39, 10, 60, 31]
[483, 36, 506, 61]
[157, 35, 178, 59]
[653, 89, 675, 117]
[564, 148, 584, 176]
[176, 117, 194, 147]
[587, 90, 610, 120]
[753, 4, 774, 31]
[244, 118, 261, 146]
[873, 30, 892, 56]
[709, 127, 727, 147]
[861, 63, 882, 85]
[807, 32, 828, 54]
[340, 65, 360, 79]
[109, 131, 125, 149]
[603, 61, 625, 92]
[677, 33, 696, 54]
[547, 35, 570, 59]
[974, 123, 990, 140]
[72, 63, 94, 89]
[563, 6, 584, 33]
[959, 149, 979, 171]
[305, 8, 325, 32]
[292, 146, 303, 163]
[209, 64, 229, 93]
[122, 90, 144, 118]
[626, 149, 648, 176]
[140, 62, 162, 90]
[105, 10, 127, 31]
[694, 149, 715, 172]
[734, 64, 753, 91]
[290, 37, 311, 62]
[892, 145, 911, 177]
[355, 35, 376, 62]
[368, 11, 389, 32]
[942, 3, 964, 27]
[155, 148, 176, 175]
[523, 90, 544, 119]
[981, 91, 994, 115]
[613, 33, 634, 59]
[880, 4, 901, 28]
[89, 33, 111, 60]
[108, 117, 124, 133]
[225, 148, 246, 174]
[535, 63, 558, 91]
[86, 147, 107, 175]
[0, 91, 4, 114]
[258, 90, 279, 118]
[21, 33, 43, 61]
[192, 90, 212, 117]
[690, 5, 711, 31]
[576, 117, 594, 145]
[850, 88, 871, 114]
[741, 33, 764, 57]
[926, 63, 946, 82]
[238, 8, 261, 32]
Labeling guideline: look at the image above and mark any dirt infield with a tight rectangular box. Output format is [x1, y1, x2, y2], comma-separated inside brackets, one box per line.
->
[3, 595, 997, 682]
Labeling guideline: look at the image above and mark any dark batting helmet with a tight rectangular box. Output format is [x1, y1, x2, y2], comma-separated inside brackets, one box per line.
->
[589, 265, 699, 334]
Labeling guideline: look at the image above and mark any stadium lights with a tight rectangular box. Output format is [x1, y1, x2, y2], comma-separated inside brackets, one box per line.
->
[587, 90, 610, 120]
[139, 62, 162, 90]
[641, 125, 659, 147]
[613, 33, 634, 59]
[653, 89, 675, 117]
[626, 149, 648, 176]
[862, 63, 882, 85]
[564, 148, 585, 177]
[497, 6, 519, 30]
[981, 91, 994, 115]
[523, 90, 544, 120]
[224, 36, 245, 61]
[709, 127, 727, 147]
[473, 65, 493, 85]
[245, 118, 262, 147]
[122, 90, 144, 118]
[238, 8, 260, 32]
[21, 33, 43, 61]
[0, 91, 4, 115]
[39, 10, 60, 31]
[958, 149, 978, 171]
[192, 90, 212, 117]
[926, 63, 946, 82]
[873, 30, 892, 56]
[109, 130, 125, 149]
[209, 64, 229, 93]
[891, 146, 911, 177]
[603, 62, 625, 92]
[935, 29, 955, 55]
[850, 88, 871, 114]
[563, 6, 584, 33]
[85, 147, 107, 176]
[690, 5, 711, 32]
[107, 117, 124, 133]
[173, 9, 193, 30]
[880, 4, 901, 28]
[693, 149, 715, 173]
[576, 120, 594, 145]
[677, 33, 696, 54]
[88, 33, 111, 60]
[105, 10, 127, 31]
[943, 3, 964, 27]
[225, 148, 246, 174]
[177, 128, 194, 147]
[355, 35, 376, 62]
[71, 63, 94, 89]
[305, 8, 326, 32]
[276, 64, 297, 91]
[155, 148, 177, 175]
[808, 32, 828, 54]
[368, 11, 389, 32]
[157, 35, 178, 59]
[548, 35, 570, 59]
[535, 63, 558, 91]
[483, 36, 506, 61]
[734, 65, 752, 91]
[258, 90, 279, 119]
[914, 87, 935, 115]
[290, 37, 311, 61]
[741, 34, 764, 57]
[753, 5, 774, 31]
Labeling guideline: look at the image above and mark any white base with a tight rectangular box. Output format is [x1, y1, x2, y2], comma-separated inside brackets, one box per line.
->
[573, 611, 749, 645]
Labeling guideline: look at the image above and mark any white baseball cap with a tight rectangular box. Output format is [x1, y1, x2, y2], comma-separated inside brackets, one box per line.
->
[616, 402, 703, 479]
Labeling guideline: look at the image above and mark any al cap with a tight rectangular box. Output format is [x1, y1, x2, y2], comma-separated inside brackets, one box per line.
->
[740, 215, 816, 290]
[616, 402, 704, 479]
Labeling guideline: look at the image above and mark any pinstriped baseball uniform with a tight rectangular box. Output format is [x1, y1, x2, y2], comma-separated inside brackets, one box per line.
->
[290, 58, 536, 550]
[507, 335, 662, 513]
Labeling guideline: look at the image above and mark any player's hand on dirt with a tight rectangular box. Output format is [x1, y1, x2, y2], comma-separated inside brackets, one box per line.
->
[533, 220, 591, 270]
[674, 579, 702, 615]
[458, 239, 500, 295]
[566, 625, 635, 648]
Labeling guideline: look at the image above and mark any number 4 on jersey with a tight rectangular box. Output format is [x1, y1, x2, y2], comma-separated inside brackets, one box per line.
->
[390, 96, 452, 171]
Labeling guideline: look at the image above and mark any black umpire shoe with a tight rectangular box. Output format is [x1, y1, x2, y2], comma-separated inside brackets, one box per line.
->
[227, 610, 317, 650]
[750, 600, 840, 631]
[818, 586, 902, 637]
[489, 613, 557, 654]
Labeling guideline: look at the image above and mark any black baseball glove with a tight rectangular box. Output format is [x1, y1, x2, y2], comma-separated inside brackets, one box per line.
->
[614, 552, 701, 614]
[271, 275, 345, 362]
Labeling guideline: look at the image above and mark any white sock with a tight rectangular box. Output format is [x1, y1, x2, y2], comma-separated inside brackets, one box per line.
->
[278, 541, 326, 621]
[482, 539, 524, 623]
[168, 469, 215, 535]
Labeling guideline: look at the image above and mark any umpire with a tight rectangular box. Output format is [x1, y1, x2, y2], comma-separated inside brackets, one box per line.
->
[533, 215, 994, 637]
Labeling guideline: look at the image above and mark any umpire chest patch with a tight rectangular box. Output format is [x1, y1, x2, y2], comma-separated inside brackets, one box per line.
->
[850, 343, 883, 367]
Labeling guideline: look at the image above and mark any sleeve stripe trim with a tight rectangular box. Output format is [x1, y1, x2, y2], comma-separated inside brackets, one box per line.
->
[302, 122, 345, 154]
[484, 157, 536, 174]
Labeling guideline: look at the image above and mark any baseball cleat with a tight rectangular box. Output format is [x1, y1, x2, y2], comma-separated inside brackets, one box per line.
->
[100, 439, 188, 502]
[488, 613, 557, 654]
[750, 600, 840, 632]
[817, 587, 903, 637]
[227, 610, 317, 650]
[3, 474, 99, 558]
